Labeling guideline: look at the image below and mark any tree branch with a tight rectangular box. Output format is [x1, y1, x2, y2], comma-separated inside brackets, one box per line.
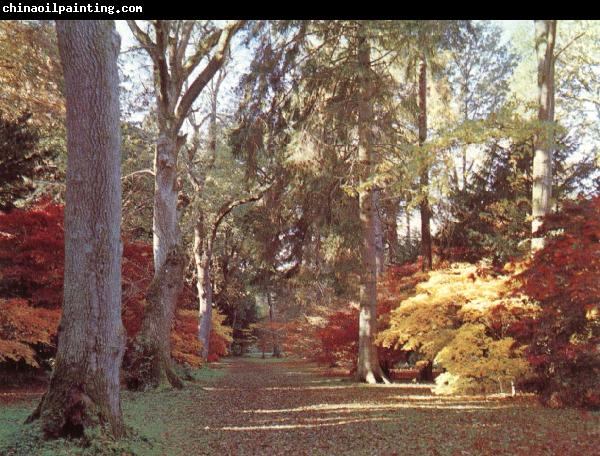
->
[554, 30, 586, 61]
[175, 20, 244, 132]
[154, 21, 172, 114]
[181, 28, 222, 81]
[126, 20, 158, 64]
[210, 186, 268, 247]
[122, 168, 155, 180]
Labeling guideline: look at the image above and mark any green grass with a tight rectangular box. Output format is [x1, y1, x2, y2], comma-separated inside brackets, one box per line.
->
[0, 366, 226, 456]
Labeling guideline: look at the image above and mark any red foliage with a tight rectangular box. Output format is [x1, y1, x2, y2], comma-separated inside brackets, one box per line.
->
[312, 264, 417, 372]
[314, 310, 358, 367]
[518, 196, 600, 409]
[207, 354, 219, 363]
[0, 201, 231, 369]
[0, 198, 64, 308]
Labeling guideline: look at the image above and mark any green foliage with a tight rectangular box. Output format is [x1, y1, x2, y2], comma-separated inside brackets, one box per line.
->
[437, 103, 597, 264]
[0, 114, 56, 210]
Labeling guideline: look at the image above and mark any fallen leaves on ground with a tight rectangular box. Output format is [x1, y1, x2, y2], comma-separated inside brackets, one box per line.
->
[156, 358, 600, 455]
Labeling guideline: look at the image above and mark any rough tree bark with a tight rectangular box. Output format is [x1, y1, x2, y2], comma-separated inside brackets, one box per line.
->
[418, 52, 433, 271]
[125, 21, 242, 388]
[27, 20, 125, 438]
[531, 20, 557, 252]
[355, 24, 388, 384]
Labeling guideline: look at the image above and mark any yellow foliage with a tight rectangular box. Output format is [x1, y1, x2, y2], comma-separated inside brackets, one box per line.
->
[377, 263, 537, 394]
[212, 309, 234, 349]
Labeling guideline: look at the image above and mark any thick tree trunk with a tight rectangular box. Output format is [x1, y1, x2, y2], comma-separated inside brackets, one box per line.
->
[124, 21, 241, 387]
[28, 20, 125, 438]
[418, 53, 433, 271]
[124, 247, 184, 390]
[531, 20, 557, 251]
[355, 25, 388, 384]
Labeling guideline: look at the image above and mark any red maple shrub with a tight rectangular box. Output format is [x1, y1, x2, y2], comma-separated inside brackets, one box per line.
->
[0, 200, 232, 372]
[0, 198, 64, 308]
[518, 196, 600, 409]
[314, 309, 358, 368]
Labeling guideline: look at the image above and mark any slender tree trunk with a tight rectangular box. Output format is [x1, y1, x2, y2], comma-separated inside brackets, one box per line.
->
[192, 83, 219, 364]
[268, 292, 281, 357]
[531, 20, 557, 251]
[406, 202, 411, 245]
[125, 131, 185, 390]
[27, 20, 125, 438]
[373, 188, 386, 275]
[418, 52, 433, 271]
[195, 216, 213, 362]
[383, 196, 399, 265]
[355, 24, 388, 384]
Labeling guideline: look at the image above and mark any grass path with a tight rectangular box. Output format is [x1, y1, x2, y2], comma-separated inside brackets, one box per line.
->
[2, 358, 600, 455]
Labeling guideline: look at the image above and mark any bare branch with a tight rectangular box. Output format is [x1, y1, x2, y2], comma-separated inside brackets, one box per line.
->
[181, 28, 222, 80]
[122, 168, 155, 180]
[554, 30, 586, 61]
[175, 20, 245, 132]
[126, 20, 158, 63]
[210, 186, 269, 247]
[154, 21, 172, 113]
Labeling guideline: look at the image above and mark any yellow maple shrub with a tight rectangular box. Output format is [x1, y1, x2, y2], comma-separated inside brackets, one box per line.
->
[377, 263, 537, 394]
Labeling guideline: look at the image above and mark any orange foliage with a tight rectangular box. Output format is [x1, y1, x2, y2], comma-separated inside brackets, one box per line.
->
[171, 310, 202, 367]
[0, 299, 60, 368]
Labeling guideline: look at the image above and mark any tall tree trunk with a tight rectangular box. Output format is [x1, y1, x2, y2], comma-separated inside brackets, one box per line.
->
[355, 24, 388, 384]
[531, 20, 557, 251]
[406, 201, 411, 245]
[192, 81, 219, 364]
[195, 216, 213, 362]
[192, 191, 265, 364]
[125, 131, 185, 390]
[383, 195, 399, 265]
[373, 188, 385, 275]
[418, 52, 433, 271]
[124, 20, 241, 390]
[28, 20, 125, 438]
[268, 292, 281, 357]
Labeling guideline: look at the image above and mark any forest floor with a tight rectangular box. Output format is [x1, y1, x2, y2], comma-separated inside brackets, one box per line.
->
[1, 357, 600, 455]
